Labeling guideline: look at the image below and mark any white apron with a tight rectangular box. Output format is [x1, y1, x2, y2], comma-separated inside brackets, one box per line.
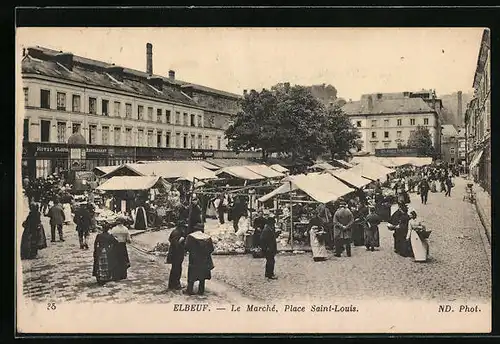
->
[309, 227, 328, 259]
[63, 203, 73, 224]
[409, 229, 429, 262]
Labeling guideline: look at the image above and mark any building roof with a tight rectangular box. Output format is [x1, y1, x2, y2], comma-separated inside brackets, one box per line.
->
[342, 97, 435, 116]
[441, 124, 459, 137]
[473, 29, 490, 89]
[22, 46, 241, 109]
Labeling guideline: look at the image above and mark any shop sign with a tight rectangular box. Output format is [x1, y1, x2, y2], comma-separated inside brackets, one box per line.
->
[87, 146, 109, 157]
[32, 143, 69, 157]
[375, 148, 420, 157]
[191, 150, 215, 159]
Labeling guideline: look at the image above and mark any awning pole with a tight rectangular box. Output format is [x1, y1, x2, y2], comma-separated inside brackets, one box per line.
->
[289, 180, 293, 251]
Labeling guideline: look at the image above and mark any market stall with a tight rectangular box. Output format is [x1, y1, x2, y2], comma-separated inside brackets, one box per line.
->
[269, 164, 289, 174]
[324, 169, 373, 189]
[348, 160, 396, 182]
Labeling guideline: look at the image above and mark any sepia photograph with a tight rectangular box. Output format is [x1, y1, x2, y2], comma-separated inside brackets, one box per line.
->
[15, 26, 491, 334]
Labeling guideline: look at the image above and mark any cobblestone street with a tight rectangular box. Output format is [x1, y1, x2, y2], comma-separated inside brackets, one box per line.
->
[19, 178, 490, 305]
[211, 177, 491, 303]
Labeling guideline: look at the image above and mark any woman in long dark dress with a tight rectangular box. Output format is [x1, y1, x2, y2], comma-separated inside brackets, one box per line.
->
[92, 226, 118, 285]
[108, 217, 132, 281]
[364, 206, 381, 251]
[21, 203, 44, 260]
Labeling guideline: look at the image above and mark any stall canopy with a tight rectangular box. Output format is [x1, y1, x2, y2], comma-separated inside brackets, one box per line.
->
[258, 173, 355, 204]
[332, 159, 354, 169]
[206, 158, 259, 168]
[137, 160, 220, 170]
[309, 162, 336, 171]
[93, 165, 120, 177]
[215, 166, 265, 180]
[351, 156, 432, 168]
[324, 169, 373, 189]
[469, 150, 484, 169]
[269, 164, 289, 173]
[244, 164, 285, 179]
[101, 162, 218, 181]
[97, 176, 170, 191]
[349, 161, 396, 181]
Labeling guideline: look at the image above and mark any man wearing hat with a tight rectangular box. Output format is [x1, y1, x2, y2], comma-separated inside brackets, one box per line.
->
[184, 223, 215, 295]
[167, 222, 187, 290]
[260, 212, 278, 279]
[332, 198, 354, 257]
[388, 202, 411, 257]
[187, 194, 203, 235]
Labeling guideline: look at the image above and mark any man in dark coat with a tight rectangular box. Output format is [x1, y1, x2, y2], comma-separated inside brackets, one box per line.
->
[47, 199, 65, 242]
[184, 224, 214, 295]
[418, 178, 430, 204]
[167, 223, 186, 290]
[231, 196, 247, 233]
[333, 199, 354, 257]
[260, 213, 278, 279]
[388, 202, 411, 257]
[187, 195, 203, 235]
[252, 209, 266, 249]
[74, 203, 92, 249]
[445, 176, 453, 197]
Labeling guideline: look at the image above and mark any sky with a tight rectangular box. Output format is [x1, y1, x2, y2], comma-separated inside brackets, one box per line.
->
[16, 27, 485, 100]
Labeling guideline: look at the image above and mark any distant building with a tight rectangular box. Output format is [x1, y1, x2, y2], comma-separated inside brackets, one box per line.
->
[440, 124, 459, 165]
[20, 44, 258, 179]
[465, 29, 490, 193]
[342, 90, 442, 155]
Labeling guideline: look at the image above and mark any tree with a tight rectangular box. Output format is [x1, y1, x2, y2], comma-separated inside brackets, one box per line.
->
[225, 83, 361, 161]
[406, 125, 435, 157]
[322, 106, 362, 160]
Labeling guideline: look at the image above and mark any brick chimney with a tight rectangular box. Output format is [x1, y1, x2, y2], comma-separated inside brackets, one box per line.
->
[367, 95, 374, 111]
[168, 70, 175, 80]
[457, 91, 463, 126]
[243, 89, 248, 96]
[146, 43, 153, 75]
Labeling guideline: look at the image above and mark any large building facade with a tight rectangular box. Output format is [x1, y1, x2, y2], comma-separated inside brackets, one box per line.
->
[342, 91, 442, 155]
[20, 44, 256, 179]
[465, 29, 490, 193]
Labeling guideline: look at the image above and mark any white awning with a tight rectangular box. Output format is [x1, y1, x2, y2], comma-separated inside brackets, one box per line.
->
[244, 164, 285, 178]
[469, 150, 484, 169]
[325, 169, 373, 188]
[349, 160, 396, 181]
[269, 164, 289, 173]
[97, 176, 170, 191]
[215, 166, 265, 180]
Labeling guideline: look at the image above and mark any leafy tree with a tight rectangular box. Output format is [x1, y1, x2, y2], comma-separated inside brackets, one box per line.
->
[406, 125, 435, 157]
[322, 106, 362, 160]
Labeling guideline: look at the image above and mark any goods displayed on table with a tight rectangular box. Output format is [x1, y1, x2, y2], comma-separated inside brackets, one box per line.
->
[210, 222, 250, 254]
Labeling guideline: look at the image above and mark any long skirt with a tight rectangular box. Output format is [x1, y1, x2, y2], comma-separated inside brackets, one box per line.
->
[134, 207, 147, 230]
[187, 264, 212, 283]
[63, 203, 72, 224]
[112, 242, 130, 280]
[409, 230, 429, 262]
[351, 222, 365, 246]
[92, 248, 113, 285]
[20, 228, 38, 260]
[310, 230, 328, 260]
[364, 225, 380, 248]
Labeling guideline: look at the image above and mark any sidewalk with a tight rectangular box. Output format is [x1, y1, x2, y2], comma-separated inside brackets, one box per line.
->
[474, 184, 492, 244]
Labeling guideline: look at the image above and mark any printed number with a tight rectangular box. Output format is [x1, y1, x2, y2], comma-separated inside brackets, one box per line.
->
[47, 302, 56, 310]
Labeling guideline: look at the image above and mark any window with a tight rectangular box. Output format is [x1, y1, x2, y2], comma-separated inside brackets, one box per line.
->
[190, 134, 195, 148]
[138, 129, 144, 146]
[424, 118, 429, 125]
[89, 125, 97, 144]
[175, 133, 181, 148]
[371, 131, 377, 139]
[113, 101, 120, 117]
[166, 110, 171, 124]
[138, 105, 144, 120]
[397, 119, 402, 126]
[157, 109, 163, 122]
[198, 134, 203, 149]
[410, 118, 416, 125]
[184, 113, 189, 126]
[183, 134, 188, 148]
[102, 126, 109, 145]
[89, 97, 97, 114]
[356, 121, 362, 127]
[370, 142, 377, 153]
[23, 87, 28, 105]
[450, 147, 455, 154]
[114, 127, 121, 146]
[72, 123, 81, 134]
[384, 131, 389, 138]
[72, 95, 81, 112]
[40, 120, 50, 142]
[384, 119, 389, 127]
[205, 136, 209, 149]
[148, 107, 153, 121]
[57, 122, 66, 143]
[451, 157, 455, 164]
[147, 130, 154, 147]
[197, 115, 203, 127]
[97, 99, 108, 116]
[217, 137, 221, 150]
[157, 131, 162, 147]
[191, 114, 196, 127]
[397, 131, 402, 138]
[125, 128, 132, 146]
[175, 111, 180, 124]
[23, 119, 29, 141]
[166, 132, 171, 147]
[125, 103, 132, 119]
[40, 90, 50, 109]
[371, 120, 377, 127]
[384, 143, 390, 148]
[209, 116, 215, 128]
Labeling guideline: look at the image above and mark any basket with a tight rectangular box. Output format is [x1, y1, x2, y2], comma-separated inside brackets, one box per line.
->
[416, 229, 432, 240]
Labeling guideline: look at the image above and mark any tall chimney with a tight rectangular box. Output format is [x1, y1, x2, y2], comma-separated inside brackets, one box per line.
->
[457, 91, 463, 127]
[243, 89, 248, 96]
[168, 70, 175, 80]
[367, 95, 373, 111]
[146, 43, 153, 75]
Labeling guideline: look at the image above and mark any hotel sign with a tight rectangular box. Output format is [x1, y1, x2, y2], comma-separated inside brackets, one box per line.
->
[375, 148, 420, 157]
[191, 150, 215, 159]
